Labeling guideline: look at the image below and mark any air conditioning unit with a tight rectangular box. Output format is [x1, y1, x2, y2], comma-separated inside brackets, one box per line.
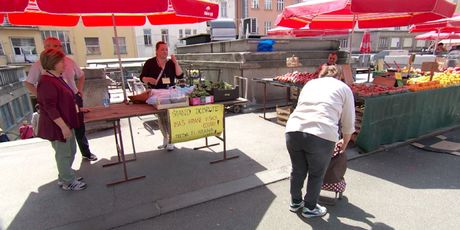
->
[243, 17, 257, 35]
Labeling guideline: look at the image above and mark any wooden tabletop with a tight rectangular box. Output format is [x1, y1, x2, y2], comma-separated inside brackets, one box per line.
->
[84, 103, 160, 123]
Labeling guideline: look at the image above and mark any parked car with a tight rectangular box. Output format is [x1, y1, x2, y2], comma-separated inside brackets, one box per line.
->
[206, 18, 237, 41]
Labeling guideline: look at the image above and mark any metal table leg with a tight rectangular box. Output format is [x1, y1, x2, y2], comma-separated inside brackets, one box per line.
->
[105, 120, 145, 186]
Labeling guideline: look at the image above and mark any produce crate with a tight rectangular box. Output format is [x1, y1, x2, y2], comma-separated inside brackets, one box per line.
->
[211, 86, 239, 102]
[276, 105, 293, 126]
[189, 96, 214, 106]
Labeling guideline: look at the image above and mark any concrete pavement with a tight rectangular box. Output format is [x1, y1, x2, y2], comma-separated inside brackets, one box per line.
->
[0, 109, 459, 230]
[116, 144, 460, 230]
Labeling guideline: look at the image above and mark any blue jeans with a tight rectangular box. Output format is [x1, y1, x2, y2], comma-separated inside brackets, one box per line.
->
[286, 132, 335, 210]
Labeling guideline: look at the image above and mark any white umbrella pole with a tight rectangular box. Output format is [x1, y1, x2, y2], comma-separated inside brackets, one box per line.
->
[348, 14, 357, 64]
[112, 14, 127, 102]
[433, 29, 440, 55]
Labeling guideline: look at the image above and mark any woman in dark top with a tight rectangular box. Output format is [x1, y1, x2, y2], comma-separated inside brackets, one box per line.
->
[37, 48, 87, 191]
[140, 41, 184, 89]
[140, 41, 184, 151]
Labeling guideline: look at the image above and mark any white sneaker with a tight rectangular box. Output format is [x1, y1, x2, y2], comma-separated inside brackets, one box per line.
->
[302, 204, 327, 218]
[61, 180, 87, 191]
[166, 144, 175, 151]
[57, 176, 83, 187]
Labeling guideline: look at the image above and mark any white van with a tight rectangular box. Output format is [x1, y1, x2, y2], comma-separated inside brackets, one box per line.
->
[206, 18, 237, 41]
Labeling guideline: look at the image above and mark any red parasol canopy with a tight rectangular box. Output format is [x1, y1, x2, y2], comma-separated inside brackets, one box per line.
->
[276, 0, 456, 29]
[267, 26, 348, 37]
[0, 0, 218, 101]
[0, 0, 218, 27]
[409, 15, 460, 33]
[359, 31, 371, 53]
[415, 31, 460, 40]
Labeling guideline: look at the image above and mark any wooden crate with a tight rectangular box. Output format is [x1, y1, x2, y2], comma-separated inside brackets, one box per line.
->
[276, 105, 293, 126]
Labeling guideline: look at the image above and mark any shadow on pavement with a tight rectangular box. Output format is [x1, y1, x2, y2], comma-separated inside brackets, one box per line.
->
[297, 196, 394, 230]
[348, 145, 460, 190]
[7, 147, 266, 230]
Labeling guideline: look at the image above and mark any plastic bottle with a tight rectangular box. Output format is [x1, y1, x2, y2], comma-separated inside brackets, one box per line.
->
[102, 91, 110, 108]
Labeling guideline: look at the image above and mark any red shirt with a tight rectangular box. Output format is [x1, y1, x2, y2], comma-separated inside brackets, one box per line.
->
[37, 74, 80, 142]
[19, 125, 34, 139]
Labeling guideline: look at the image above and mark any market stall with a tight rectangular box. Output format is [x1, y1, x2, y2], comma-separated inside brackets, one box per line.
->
[256, 57, 460, 153]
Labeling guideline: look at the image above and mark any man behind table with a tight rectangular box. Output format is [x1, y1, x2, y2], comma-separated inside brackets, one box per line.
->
[316, 52, 345, 82]
[24, 37, 97, 161]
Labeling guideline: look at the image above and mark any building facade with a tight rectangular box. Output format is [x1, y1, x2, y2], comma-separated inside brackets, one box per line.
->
[236, 0, 301, 36]
[0, 20, 138, 67]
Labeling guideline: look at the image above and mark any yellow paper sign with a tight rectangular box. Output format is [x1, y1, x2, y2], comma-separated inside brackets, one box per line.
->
[168, 104, 224, 144]
[395, 72, 402, 80]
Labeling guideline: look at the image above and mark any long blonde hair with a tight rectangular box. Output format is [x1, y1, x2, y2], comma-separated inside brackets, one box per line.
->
[319, 65, 338, 78]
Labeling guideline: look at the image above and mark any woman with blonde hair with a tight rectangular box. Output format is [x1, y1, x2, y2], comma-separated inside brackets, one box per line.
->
[36, 48, 86, 191]
[285, 63, 355, 218]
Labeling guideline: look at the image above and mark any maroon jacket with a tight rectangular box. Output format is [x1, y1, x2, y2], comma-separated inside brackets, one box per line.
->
[37, 74, 80, 142]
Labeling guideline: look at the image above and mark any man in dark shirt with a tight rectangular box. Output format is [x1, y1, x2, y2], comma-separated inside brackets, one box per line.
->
[140, 41, 184, 151]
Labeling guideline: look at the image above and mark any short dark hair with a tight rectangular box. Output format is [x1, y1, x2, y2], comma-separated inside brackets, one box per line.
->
[438, 42, 444, 46]
[40, 48, 65, 71]
[156, 41, 167, 50]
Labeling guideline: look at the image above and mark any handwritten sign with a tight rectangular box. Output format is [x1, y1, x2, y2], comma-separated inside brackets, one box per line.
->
[168, 104, 224, 144]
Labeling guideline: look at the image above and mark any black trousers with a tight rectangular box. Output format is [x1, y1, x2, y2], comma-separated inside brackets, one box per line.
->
[75, 93, 92, 157]
[285, 131, 335, 210]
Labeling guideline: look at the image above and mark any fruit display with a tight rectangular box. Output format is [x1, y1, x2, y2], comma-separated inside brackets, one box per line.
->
[351, 83, 408, 97]
[406, 81, 442, 92]
[274, 71, 318, 85]
[407, 68, 460, 87]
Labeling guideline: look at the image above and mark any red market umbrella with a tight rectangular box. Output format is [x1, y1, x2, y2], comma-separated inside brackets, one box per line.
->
[276, 0, 456, 29]
[267, 26, 348, 37]
[415, 31, 460, 40]
[1, 0, 218, 100]
[409, 15, 460, 33]
[359, 31, 371, 53]
[1, 0, 218, 27]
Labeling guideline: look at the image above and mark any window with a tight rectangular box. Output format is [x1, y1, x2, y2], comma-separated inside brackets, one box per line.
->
[277, 0, 284, 11]
[390, 38, 400, 48]
[179, 29, 183, 39]
[11, 38, 37, 55]
[379, 38, 389, 48]
[84, 37, 101, 55]
[11, 98, 23, 121]
[20, 95, 31, 114]
[264, 21, 272, 34]
[339, 39, 348, 49]
[416, 40, 426, 48]
[403, 38, 412, 48]
[0, 104, 14, 129]
[113, 37, 127, 54]
[220, 1, 228, 17]
[193, 29, 197, 35]
[394, 27, 401, 31]
[264, 0, 272, 10]
[0, 42, 4, 55]
[185, 29, 191, 37]
[161, 29, 169, 44]
[143, 29, 152, 46]
[252, 0, 259, 9]
[41, 31, 72, 54]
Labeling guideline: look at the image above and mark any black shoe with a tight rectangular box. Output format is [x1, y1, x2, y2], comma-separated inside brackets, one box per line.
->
[83, 154, 97, 161]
